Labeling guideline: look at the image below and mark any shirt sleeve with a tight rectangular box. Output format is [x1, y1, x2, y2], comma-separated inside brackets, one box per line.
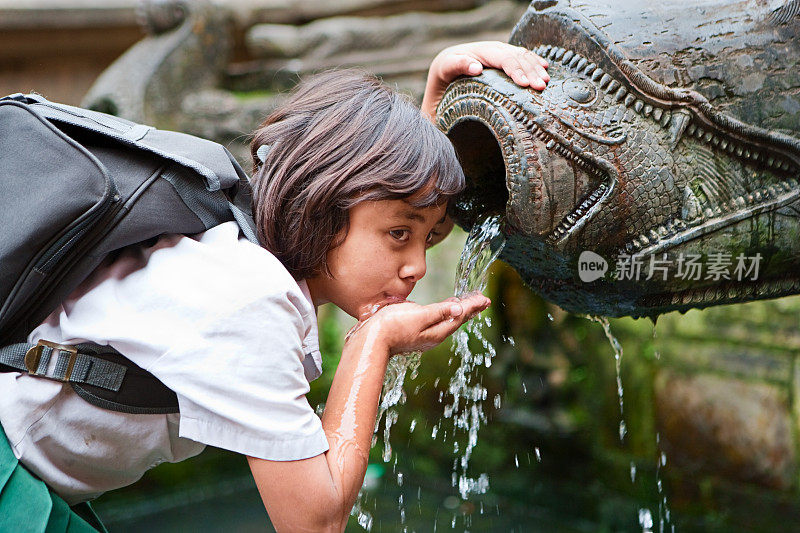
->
[146, 292, 330, 461]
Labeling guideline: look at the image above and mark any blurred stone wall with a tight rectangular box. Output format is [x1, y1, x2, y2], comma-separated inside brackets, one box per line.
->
[0, 1, 143, 104]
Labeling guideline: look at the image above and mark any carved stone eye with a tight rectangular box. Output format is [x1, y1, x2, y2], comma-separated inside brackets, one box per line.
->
[563, 78, 597, 104]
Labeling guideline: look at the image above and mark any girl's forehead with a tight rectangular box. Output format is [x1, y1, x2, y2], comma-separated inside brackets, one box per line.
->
[353, 199, 446, 224]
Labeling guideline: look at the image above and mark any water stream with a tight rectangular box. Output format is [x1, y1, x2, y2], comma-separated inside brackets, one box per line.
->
[352, 216, 506, 530]
[354, 217, 678, 531]
[590, 316, 674, 533]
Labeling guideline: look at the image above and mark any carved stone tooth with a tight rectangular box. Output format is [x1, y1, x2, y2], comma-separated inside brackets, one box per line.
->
[735, 196, 746, 208]
[554, 47, 566, 60]
[569, 55, 581, 69]
[660, 112, 671, 127]
[648, 229, 660, 241]
[668, 111, 691, 150]
[767, 184, 779, 195]
[639, 235, 651, 246]
[566, 214, 577, 224]
[781, 161, 791, 170]
[719, 139, 728, 150]
[643, 104, 653, 116]
[767, 156, 775, 167]
[726, 143, 735, 152]
[546, 139, 556, 149]
[634, 100, 644, 112]
[606, 80, 620, 93]
[562, 50, 574, 63]
[744, 149, 752, 158]
[746, 193, 755, 203]
[614, 87, 627, 102]
[687, 124, 697, 136]
[713, 206, 722, 215]
[682, 185, 701, 221]
[576, 58, 588, 71]
[735, 146, 743, 156]
[704, 132, 713, 142]
[752, 152, 760, 161]
[624, 94, 636, 107]
[583, 62, 596, 75]
[711, 136, 720, 146]
[652, 108, 663, 121]
[704, 207, 715, 218]
[754, 191, 763, 201]
[599, 74, 612, 88]
[591, 68, 604, 82]
[695, 127, 705, 138]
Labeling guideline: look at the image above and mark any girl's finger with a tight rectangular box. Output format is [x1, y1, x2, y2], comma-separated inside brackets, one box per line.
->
[421, 297, 489, 342]
[500, 56, 530, 86]
[518, 50, 550, 88]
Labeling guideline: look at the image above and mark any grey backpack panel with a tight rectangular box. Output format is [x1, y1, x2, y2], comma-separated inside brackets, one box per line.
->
[0, 94, 258, 412]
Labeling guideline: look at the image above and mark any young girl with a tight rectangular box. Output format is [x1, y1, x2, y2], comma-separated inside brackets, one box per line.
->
[0, 42, 548, 532]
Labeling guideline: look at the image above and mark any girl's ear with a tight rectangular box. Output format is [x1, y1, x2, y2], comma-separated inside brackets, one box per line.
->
[428, 216, 455, 248]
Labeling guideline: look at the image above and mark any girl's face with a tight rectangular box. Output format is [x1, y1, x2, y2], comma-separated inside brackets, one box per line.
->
[306, 199, 449, 319]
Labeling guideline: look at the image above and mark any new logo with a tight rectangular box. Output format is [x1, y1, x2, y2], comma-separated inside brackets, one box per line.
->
[578, 251, 607, 282]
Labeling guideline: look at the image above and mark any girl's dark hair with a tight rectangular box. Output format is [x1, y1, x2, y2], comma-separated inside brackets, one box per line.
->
[250, 69, 465, 279]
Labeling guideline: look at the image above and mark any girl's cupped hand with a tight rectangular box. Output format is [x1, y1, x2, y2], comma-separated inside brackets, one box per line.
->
[421, 41, 550, 119]
[347, 292, 491, 356]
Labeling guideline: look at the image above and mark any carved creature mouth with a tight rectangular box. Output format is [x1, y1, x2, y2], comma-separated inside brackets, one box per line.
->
[526, 125, 611, 244]
[438, 74, 612, 241]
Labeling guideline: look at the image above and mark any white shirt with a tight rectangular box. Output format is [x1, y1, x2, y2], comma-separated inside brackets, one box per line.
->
[0, 222, 328, 504]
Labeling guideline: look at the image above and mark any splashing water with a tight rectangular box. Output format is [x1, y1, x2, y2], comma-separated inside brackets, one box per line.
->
[353, 216, 505, 529]
[352, 350, 422, 529]
[446, 216, 506, 500]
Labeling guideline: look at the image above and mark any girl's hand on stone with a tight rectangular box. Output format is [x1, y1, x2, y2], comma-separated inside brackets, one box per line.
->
[422, 41, 550, 118]
[348, 292, 491, 356]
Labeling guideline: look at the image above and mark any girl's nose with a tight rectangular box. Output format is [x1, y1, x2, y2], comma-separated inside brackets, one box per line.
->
[399, 249, 427, 282]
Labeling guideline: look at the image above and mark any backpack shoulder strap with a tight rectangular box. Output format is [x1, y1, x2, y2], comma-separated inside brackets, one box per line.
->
[0, 340, 178, 414]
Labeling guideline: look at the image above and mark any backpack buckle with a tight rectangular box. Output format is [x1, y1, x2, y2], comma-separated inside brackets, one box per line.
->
[24, 339, 78, 381]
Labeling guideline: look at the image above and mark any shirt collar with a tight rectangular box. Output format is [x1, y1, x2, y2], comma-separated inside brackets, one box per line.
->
[297, 279, 323, 382]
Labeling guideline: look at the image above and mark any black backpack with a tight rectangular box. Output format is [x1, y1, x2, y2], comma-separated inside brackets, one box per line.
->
[0, 93, 258, 414]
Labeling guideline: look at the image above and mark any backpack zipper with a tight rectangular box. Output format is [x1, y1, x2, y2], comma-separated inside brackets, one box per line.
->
[35, 188, 120, 275]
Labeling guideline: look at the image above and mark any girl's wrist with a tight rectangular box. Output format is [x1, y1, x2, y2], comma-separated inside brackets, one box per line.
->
[344, 318, 392, 360]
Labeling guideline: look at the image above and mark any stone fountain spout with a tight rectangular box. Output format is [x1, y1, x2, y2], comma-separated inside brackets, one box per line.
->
[437, 0, 800, 318]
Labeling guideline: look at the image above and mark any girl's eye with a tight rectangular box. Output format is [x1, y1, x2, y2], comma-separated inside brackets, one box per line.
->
[390, 229, 410, 241]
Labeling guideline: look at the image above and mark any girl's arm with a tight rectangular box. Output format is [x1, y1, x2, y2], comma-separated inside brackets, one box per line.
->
[421, 41, 550, 120]
[248, 293, 490, 532]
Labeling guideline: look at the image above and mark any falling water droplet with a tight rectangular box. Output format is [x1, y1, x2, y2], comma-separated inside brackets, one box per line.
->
[535, 447, 541, 462]
[630, 462, 637, 482]
[409, 419, 416, 433]
[514, 454, 519, 467]
[547, 312, 554, 321]
[639, 508, 653, 531]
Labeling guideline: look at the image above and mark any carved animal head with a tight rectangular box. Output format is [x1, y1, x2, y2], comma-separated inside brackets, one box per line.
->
[438, 0, 800, 317]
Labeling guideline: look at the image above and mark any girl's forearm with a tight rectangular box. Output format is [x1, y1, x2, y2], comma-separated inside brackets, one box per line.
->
[320, 325, 390, 529]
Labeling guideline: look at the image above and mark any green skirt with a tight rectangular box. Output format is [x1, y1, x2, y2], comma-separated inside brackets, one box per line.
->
[0, 426, 107, 533]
